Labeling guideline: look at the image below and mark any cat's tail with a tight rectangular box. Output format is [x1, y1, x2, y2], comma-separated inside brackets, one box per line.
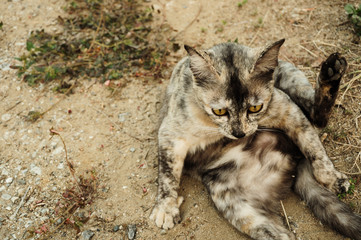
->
[294, 159, 361, 240]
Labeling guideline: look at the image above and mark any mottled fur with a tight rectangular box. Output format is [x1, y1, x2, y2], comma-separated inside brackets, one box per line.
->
[150, 40, 361, 239]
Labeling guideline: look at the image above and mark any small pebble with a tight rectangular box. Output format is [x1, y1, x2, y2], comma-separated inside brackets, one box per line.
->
[160, 229, 167, 235]
[30, 164, 42, 176]
[57, 163, 64, 169]
[113, 225, 120, 232]
[127, 224, 137, 240]
[1, 193, 11, 200]
[17, 179, 26, 185]
[5, 177, 13, 184]
[80, 230, 94, 240]
[11, 196, 19, 203]
[130, 147, 135, 152]
[52, 147, 63, 155]
[2, 169, 9, 176]
[56, 218, 63, 225]
[1, 113, 11, 122]
[118, 113, 129, 122]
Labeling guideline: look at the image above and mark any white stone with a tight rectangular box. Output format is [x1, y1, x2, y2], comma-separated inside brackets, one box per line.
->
[57, 163, 64, 169]
[5, 177, 13, 184]
[30, 164, 41, 176]
[1, 193, 11, 200]
[3, 131, 15, 140]
[1, 113, 11, 122]
[52, 147, 63, 155]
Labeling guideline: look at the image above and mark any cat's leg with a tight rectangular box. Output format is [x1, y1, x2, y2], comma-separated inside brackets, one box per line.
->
[260, 89, 349, 193]
[274, 53, 347, 128]
[150, 137, 188, 229]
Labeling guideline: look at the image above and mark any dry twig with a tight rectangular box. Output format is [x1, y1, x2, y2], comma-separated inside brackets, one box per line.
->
[280, 200, 291, 231]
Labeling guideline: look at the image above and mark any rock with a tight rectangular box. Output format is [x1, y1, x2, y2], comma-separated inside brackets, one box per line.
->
[40, 208, 49, 215]
[57, 163, 64, 169]
[11, 196, 19, 203]
[118, 113, 129, 122]
[80, 230, 94, 240]
[160, 229, 167, 235]
[129, 147, 136, 153]
[113, 225, 120, 232]
[56, 218, 63, 225]
[5, 177, 13, 184]
[127, 224, 137, 240]
[21, 169, 28, 176]
[17, 179, 26, 185]
[52, 147, 63, 155]
[1, 193, 11, 200]
[30, 164, 41, 175]
[1, 113, 11, 122]
[3, 131, 15, 140]
[1, 169, 9, 176]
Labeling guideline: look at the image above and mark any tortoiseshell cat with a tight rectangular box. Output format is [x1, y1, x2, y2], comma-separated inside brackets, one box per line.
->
[150, 39, 361, 239]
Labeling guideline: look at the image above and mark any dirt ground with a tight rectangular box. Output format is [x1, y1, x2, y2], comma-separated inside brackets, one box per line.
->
[0, 0, 360, 240]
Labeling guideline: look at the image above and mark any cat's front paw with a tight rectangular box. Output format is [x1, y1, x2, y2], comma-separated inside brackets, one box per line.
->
[333, 173, 350, 193]
[312, 161, 350, 193]
[150, 196, 184, 229]
[319, 52, 347, 84]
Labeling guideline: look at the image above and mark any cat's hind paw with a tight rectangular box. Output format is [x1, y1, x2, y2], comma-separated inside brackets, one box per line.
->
[319, 52, 347, 84]
[150, 196, 183, 230]
[312, 53, 347, 127]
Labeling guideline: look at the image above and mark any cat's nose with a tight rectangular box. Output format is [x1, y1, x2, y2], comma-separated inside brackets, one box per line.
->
[232, 131, 246, 138]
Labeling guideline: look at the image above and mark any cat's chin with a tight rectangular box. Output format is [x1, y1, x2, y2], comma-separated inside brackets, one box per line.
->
[221, 132, 250, 140]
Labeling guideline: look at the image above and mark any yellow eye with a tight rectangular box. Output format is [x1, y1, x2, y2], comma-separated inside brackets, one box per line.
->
[212, 108, 228, 116]
[248, 104, 263, 113]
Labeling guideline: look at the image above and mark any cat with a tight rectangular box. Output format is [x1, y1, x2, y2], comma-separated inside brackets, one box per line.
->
[150, 39, 361, 239]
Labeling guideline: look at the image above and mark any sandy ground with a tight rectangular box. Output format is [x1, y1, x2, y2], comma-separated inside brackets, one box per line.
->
[0, 0, 360, 240]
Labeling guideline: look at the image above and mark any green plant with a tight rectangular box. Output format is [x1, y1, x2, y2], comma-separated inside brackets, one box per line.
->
[11, 0, 168, 87]
[345, 4, 361, 36]
[237, 0, 248, 8]
[338, 178, 357, 199]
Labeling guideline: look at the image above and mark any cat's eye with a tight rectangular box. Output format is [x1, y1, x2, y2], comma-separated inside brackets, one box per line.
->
[212, 108, 228, 116]
[248, 104, 263, 113]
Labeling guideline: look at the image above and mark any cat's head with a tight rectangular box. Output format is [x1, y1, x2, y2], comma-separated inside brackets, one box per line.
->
[185, 39, 284, 139]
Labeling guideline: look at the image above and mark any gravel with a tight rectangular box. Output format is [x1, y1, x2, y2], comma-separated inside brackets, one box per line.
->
[127, 224, 137, 240]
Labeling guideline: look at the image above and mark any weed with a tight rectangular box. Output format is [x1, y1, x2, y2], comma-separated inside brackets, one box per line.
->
[345, 4, 361, 36]
[254, 17, 263, 28]
[338, 178, 357, 199]
[0, 21, 3, 30]
[237, 0, 248, 8]
[11, 0, 168, 87]
[321, 126, 347, 141]
[24, 129, 99, 238]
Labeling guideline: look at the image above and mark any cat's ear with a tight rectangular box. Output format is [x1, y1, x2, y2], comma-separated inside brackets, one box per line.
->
[184, 45, 218, 85]
[252, 39, 285, 82]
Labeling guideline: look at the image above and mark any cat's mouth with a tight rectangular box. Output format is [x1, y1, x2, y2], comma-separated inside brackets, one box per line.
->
[220, 130, 248, 140]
